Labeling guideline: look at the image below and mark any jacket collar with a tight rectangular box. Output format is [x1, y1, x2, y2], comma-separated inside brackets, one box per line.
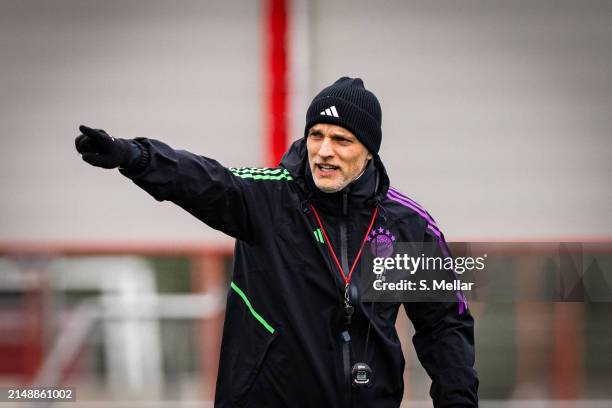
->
[280, 138, 390, 211]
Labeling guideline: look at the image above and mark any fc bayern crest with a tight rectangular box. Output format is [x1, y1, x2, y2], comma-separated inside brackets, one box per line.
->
[367, 226, 396, 257]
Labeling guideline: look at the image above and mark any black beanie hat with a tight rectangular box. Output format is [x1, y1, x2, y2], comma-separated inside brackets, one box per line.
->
[304, 76, 382, 154]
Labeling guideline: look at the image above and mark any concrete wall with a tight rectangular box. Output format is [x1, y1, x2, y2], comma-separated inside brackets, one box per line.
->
[0, 0, 261, 243]
[309, 0, 612, 239]
[1, 0, 610, 243]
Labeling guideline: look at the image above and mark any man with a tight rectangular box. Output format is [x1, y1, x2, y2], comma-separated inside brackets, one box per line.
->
[75, 77, 478, 407]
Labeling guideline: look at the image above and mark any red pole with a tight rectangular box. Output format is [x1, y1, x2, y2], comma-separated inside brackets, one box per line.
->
[264, 0, 288, 167]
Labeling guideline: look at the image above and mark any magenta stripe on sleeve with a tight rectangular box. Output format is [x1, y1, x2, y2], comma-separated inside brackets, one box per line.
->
[387, 190, 440, 232]
[386, 190, 467, 314]
[388, 186, 426, 210]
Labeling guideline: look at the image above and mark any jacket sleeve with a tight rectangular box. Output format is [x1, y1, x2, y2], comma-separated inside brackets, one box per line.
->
[403, 227, 479, 407]
[119, 138, 255, 242]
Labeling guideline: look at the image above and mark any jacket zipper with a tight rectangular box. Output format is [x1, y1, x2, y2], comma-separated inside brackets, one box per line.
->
[340, 191, 350, 276]
[340, 190, 351, 408]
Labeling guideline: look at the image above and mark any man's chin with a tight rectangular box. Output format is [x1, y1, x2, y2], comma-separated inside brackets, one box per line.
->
[313, 178, 344, 194]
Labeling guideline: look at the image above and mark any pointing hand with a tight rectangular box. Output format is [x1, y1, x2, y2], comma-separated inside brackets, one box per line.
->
[75, 125, 141, 169]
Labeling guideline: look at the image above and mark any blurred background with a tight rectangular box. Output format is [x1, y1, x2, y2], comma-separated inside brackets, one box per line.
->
[0, 0, 611, 406]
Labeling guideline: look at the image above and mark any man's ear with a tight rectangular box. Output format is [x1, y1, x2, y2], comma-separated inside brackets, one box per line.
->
[367, 153, 373, 160]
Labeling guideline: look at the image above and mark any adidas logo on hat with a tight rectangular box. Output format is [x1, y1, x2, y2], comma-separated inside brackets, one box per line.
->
[320, 105, 339, 118]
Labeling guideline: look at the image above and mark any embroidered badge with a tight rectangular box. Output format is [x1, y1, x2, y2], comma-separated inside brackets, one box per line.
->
[367, 226, 396, 257]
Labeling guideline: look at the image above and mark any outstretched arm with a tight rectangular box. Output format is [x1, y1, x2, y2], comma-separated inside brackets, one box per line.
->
[75, 125, 254, 241]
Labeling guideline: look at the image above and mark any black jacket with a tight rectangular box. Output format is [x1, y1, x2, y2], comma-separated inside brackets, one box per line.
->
[121, 137, 478, 407]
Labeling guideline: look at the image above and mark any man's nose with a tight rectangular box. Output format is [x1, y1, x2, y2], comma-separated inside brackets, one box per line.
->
[317, 137, 334, 158]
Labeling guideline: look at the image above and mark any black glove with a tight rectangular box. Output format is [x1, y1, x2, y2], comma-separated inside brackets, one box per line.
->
[75, 125, 142, 169]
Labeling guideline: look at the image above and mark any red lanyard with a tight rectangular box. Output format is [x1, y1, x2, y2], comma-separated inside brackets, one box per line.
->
[310, 204, 378, 286]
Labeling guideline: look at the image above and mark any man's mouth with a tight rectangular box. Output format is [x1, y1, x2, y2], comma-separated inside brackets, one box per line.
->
[315, 163, 339, 176]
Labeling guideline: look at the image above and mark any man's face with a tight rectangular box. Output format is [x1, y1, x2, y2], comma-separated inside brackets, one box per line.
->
[307, 123, 373, 193]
